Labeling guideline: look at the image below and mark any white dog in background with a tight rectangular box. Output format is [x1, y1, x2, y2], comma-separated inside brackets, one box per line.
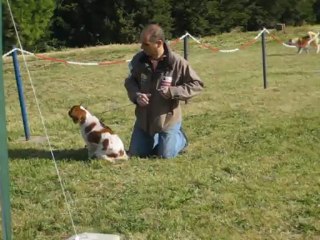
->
[288, 31, 320, 54]
[68, 105, 128, 162]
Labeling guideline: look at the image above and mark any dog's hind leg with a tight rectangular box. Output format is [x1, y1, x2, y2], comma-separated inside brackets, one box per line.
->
[297, 47, 302, 54]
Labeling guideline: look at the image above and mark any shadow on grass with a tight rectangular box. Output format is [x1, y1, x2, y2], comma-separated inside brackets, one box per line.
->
[8, 147, 88, 161]
[267, 53, 296, 57]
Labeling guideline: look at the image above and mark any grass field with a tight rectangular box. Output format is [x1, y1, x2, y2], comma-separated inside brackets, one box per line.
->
[1, 26, 320, 239]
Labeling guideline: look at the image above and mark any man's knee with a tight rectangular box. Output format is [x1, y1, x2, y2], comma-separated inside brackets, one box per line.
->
[129, 144, 151, 158]
[157, 145, 179, 159]
[158, 151, 178, 159]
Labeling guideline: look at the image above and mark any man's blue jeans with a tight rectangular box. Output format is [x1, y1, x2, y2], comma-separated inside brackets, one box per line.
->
[129, 121, 187, 158]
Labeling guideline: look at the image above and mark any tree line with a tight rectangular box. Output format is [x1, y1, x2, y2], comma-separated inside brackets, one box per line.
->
[2, 0, 320, 52]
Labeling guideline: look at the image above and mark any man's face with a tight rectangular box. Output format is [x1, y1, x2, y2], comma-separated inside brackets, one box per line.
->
[140, 33, 161, 59]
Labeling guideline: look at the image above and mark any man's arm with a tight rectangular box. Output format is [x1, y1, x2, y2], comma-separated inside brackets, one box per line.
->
[124, 61, 140, 104]
[168, 61, 204, 101]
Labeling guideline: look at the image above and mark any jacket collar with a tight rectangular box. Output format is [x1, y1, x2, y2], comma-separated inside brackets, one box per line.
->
[139, 42, 174, 70]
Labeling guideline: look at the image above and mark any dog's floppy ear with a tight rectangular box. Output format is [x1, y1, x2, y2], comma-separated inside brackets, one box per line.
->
[68, 105, 75, 119]
[70, 112, 81, 123]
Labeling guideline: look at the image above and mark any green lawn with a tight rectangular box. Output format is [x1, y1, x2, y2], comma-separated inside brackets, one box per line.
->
[1, 26, 320, 239]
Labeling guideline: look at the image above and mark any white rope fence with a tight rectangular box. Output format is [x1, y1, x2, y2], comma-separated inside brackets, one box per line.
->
[2, 47, 131, 66]
[4, 27, 318, 67]
[175, 29, 267, 53]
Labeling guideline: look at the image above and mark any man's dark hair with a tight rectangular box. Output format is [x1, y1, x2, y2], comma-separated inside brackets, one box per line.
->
[141, 24, 165, 43]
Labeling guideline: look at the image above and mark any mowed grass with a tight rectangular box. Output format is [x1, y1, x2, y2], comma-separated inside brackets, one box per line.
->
[1, 26, 320, 239]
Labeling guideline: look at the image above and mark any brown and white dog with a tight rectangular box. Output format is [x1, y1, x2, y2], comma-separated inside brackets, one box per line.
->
[288, 31, 320, 54]
[68, 105, 128, 162]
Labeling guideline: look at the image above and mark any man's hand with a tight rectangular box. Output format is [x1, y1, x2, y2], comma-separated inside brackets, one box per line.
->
[158, 87, 171, 99]
[136, 93, 152, 107]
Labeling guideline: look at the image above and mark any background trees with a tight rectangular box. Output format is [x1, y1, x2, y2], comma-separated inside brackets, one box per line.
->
[2, 0, 55, 51]
[2, 0, 320, 52]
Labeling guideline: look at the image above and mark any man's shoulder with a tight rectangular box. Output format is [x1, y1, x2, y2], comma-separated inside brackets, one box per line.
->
[131, 51, 145, 65]
[164, 42, 182, 60]
[171, 51, 185, 61]
[167, 50, 188, 67]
